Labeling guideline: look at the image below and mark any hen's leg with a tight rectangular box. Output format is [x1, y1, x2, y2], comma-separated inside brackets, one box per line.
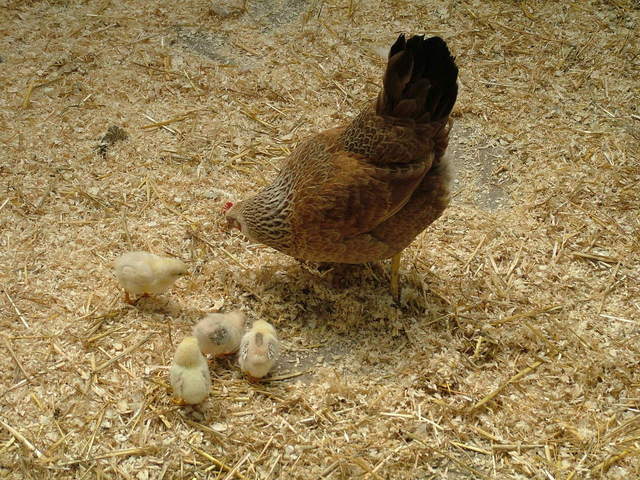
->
[390, 252, 402, 300]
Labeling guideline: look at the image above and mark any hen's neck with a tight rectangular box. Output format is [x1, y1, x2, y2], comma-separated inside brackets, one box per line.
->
[242, 174, 293, 251]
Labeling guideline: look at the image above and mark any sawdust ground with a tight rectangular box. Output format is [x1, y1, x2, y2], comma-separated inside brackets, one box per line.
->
[1, 0, 639, 479]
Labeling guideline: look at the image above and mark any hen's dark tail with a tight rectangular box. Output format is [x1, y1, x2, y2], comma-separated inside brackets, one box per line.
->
[376, 34, 458, 124]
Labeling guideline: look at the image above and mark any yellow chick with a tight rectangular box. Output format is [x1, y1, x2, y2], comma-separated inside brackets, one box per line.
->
[169, 336, 211, 405]
[238, 320, 280, 381]
[113, 251, 187, 304]
[193, 311, 246, 357]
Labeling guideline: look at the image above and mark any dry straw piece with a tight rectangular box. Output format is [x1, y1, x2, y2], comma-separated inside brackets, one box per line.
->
[1, 0, 639, 479]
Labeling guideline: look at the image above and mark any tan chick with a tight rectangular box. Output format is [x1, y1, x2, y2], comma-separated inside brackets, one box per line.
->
[169, 336, 211, 405]
[113, 251, 187, 304]
[193, 311, 246, 357]
[238, 320, 280, 381]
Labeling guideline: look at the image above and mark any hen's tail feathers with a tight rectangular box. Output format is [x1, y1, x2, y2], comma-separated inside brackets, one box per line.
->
[377, 34, 458, 124]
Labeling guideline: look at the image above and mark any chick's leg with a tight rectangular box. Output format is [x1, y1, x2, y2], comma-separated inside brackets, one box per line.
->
[124, 291, 134, 305]
[390, 252, 402, 300]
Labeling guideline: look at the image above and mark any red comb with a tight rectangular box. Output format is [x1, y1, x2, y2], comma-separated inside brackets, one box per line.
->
[222, 201, 234, 213]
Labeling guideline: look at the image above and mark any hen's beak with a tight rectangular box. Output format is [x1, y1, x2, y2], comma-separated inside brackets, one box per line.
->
[226, 217, 240, 232]
[222, 201, 235, 231]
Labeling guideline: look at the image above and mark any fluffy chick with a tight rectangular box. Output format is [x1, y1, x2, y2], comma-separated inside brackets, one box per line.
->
[193, 311, 246, 357]
[169, 336, 211, 405]
[113, 251, 187, 304]
[239, 320, 280, 381]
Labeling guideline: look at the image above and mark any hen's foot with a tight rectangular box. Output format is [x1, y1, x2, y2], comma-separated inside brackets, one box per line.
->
[390, 252, 402, 301]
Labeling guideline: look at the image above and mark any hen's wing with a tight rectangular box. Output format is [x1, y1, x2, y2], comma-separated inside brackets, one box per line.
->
[291, 139, 431, 240]
[290, 35, 457, 243]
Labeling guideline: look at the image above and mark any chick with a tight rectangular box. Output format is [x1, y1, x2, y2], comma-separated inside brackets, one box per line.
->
[238, 320, 280, 381]
[193, 311, 246, 357]
[113, 251, 187, 304]
[169, 336, 211, 405]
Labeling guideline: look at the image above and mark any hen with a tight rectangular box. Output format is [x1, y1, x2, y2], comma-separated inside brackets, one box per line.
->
[225, 34, 458, 297]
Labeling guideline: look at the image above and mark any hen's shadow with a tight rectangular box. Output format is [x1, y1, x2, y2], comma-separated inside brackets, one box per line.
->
[237, 259, 451, 336]
[231, 259, 455, 383]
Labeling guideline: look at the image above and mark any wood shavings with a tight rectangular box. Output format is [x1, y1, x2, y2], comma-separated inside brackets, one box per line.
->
[469, 360, 545, 412]
[1, 0, 639, 479]
[0, 417, 44, 459]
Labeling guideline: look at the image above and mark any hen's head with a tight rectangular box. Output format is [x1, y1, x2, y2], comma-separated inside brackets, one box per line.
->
[222, 189, 291, 250]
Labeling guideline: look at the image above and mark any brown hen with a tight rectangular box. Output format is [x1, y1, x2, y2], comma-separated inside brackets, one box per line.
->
[225, 34, 458, 297]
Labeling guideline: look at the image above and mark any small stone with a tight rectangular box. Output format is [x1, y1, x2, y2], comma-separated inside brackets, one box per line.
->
[211, 0, 244, 18]
[211, 422, 227, 432]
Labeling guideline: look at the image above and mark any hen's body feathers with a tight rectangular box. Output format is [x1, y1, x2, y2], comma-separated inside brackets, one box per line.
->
[226, 35, 458, 265]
